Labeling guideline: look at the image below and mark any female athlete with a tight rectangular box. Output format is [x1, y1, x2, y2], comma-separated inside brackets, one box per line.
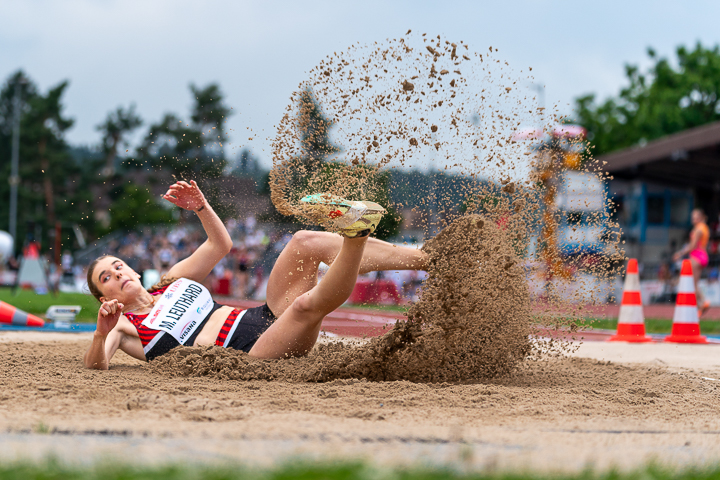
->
[673, 208, 711, 314]
[84, 181, 428, 369]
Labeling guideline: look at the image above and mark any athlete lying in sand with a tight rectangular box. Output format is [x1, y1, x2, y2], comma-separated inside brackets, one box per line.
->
[84, 180, 428, 369]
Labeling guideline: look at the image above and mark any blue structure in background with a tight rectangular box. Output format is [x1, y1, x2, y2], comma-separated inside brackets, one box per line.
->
[610, 179, 694, 272]
[599, 121, 720, 277]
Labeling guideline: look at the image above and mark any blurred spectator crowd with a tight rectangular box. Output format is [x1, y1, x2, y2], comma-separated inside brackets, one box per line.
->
[0, 216, 426, 305]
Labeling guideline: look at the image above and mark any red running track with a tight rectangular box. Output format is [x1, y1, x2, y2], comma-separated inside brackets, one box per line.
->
[219, 298, 403, 338]
[218, 298, 720, 342]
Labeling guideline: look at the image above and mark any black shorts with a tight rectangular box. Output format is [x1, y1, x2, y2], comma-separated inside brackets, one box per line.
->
[226, 304, 277, 353]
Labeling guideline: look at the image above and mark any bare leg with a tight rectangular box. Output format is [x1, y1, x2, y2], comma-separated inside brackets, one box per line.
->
[266, 230, 428, 317]
[691, 258, 706, 305]
[249, 235, 368, 359]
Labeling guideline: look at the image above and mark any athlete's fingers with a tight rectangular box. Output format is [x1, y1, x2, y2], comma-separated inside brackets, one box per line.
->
[167, 184, 192, 198]
[163, 187, 182, 201]
[100, 304, 112, 316]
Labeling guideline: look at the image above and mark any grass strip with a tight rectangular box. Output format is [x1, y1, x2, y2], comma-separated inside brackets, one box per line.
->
[587, 318, 720, 335]
[2, 287, 717, 335]
[0, 288, 99, 323]
[0, 289, 410, 324]
[1, 460, 720, 480]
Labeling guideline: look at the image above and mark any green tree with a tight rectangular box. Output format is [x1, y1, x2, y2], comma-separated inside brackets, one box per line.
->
[96, 104, 142, 177]
[190, 83, 231, 145]
[231, 147, 261, 178]
[135, 83, 231, 180]
[575, 43, 720, 156]
[372, 171, 402, 241]
[67, 145, 106, 237]
[23, 80, 75, 231]
[106, 184, 174, 232]
[297, 88, 341, 169]
[0, 71, 81, 251]
[0, 71, 37, 243]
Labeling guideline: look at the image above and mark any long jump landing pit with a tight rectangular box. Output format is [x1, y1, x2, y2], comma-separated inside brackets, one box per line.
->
[1, 330, 720, 473]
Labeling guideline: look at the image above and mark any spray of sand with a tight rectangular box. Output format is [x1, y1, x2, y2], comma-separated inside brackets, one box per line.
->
[151, 32, 623, 383]
[154, 215, 531, 382]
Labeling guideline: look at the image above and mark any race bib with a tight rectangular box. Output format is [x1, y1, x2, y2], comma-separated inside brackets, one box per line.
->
[142, 278, 214, 345]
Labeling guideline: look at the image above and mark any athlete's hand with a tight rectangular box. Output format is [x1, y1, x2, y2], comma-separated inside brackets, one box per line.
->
[163, 180, 207, 212]
[96, 299, 124, 337]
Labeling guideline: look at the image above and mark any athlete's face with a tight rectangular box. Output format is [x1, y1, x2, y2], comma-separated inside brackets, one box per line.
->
[93, 256, 143, 303]
[691, 210, 703, 225]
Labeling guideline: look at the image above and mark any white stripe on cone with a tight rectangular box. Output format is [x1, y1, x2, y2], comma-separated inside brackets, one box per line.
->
[618, 305, 644, 324]
[678, 276, 695, 293]
[618, 264, 643, 324]
[665, 259, 707, 343]
[672, 305, 699, 324]
[623, 272, 640, 293]
[609, 258, 653, 342]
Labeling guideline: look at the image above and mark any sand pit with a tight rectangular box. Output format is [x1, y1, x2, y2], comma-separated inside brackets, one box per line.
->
[2, 333, 720, 472]
[0, 32, 702, 475]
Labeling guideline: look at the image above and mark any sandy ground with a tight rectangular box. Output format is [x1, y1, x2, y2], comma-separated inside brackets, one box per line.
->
[1, 330, 720, 473]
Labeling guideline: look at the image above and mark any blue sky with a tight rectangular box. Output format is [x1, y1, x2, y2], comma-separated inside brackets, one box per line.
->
[2, 0, 719, 169]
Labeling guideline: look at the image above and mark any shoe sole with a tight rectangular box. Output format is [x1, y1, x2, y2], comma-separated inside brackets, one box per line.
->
[300, 196, 385, 237]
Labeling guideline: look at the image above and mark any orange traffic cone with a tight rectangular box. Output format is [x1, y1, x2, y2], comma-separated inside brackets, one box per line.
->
[0, 301, 45, 327]
[665, 260, 707, 344]
[609, 259, 653, 342]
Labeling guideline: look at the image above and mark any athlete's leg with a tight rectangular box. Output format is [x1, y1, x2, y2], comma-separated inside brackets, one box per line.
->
[358, 236, 428, 274]
[266, 230, 427, 317]
[690, 257, 705, 305]
[249, 235, 368, 359]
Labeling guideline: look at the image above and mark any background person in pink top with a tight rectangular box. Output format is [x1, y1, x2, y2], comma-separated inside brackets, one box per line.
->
[673, 208, 711, 315]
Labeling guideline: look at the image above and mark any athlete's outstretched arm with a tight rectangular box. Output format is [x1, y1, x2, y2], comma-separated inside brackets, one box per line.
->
[84, 299, 123, 369]
[84, 299, 147, 369]
[164, 180, 232, 282]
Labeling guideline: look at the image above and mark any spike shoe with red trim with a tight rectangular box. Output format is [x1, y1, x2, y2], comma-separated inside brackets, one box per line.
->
[299, 193, 386, 238]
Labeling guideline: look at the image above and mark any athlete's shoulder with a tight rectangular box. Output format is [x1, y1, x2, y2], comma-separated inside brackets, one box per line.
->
[149, 283, 171, 295]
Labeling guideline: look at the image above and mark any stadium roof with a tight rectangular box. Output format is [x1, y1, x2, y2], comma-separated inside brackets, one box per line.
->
[599, 120, 720, 189]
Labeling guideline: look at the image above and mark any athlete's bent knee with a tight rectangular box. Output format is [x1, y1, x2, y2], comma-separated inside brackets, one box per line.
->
[289, 293, 322, 324]
[288, 230, 328, 254]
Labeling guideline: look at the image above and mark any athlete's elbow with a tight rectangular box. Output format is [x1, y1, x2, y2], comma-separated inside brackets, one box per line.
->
[219, 237, 233, 255]
[83, 354, 108, 370]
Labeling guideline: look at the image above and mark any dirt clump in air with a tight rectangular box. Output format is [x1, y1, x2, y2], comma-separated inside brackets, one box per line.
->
[154, 32, 622, 384]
